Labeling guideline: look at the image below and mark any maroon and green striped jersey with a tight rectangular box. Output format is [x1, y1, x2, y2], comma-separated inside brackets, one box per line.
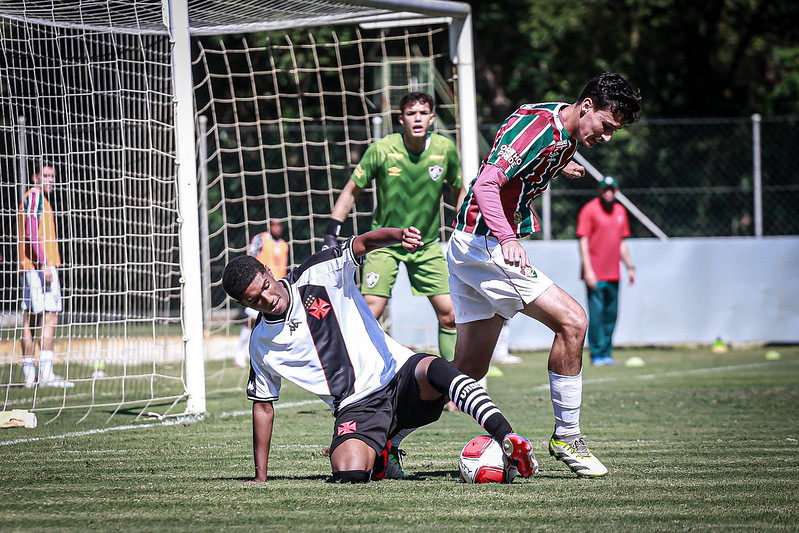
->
[351, 132, 461, 245]
[454, 102, 576, 237]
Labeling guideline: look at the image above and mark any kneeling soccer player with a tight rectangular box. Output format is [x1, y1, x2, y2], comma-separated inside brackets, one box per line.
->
[222, 226, 538, 483]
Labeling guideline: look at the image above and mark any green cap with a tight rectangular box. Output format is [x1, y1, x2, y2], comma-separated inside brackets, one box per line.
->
[600, 175, 618, 188]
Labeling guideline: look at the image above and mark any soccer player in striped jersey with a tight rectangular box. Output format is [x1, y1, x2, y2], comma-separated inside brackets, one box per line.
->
[222, 226, 537, 483]
[18, 164, 71, 389]
[447, 72, 641, 477]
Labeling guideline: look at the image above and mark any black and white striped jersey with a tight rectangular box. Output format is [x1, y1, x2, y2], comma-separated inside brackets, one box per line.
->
[246, 237, 415, 413]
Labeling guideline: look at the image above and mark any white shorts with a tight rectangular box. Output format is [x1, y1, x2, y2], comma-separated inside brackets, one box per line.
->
[446, 230, 554, 323]
[21, 267, 63, 314]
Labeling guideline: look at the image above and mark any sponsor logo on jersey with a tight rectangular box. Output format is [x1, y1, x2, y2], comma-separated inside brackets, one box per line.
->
[496, 144, 523, 168]
[387, 152, 404, 160]
[353, 165, 366, 180]
[428, 165, 443, 182]
[429, 154, 445, 162]
[288, 319, 301, 334]
[365, 271, 379, 288]
[388, 166, 402, 177]
[305, 295, 332, 320]
[337, 420, 358, 436]
[554, 140, 571, 149]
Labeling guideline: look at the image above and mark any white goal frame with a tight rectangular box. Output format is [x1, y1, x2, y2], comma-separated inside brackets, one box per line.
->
[0, 0, 477, 419]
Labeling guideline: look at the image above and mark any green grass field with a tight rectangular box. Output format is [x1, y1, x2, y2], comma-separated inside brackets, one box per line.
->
[2, 345, 798, 532]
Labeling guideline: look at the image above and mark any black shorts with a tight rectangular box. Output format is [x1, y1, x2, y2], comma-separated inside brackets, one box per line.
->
[329, 353, 447, 456]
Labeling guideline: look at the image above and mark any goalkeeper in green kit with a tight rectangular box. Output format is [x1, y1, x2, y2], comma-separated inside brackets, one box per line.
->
[325, 92, 464, 478]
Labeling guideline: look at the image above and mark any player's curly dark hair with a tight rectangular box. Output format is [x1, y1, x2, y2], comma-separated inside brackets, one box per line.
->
[399, 91, 434, 114]
[222, 255, 265, 300]
[578, 72, 642, 125]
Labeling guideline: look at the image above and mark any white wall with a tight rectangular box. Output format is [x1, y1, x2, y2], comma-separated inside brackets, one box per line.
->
[388, 236, 799, 350]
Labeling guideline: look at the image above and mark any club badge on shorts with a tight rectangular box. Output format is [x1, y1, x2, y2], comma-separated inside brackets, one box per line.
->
[365, 271, 379, 288]
[428, 165, 443, 182]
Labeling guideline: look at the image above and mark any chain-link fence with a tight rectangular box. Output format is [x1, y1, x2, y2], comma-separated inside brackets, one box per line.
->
[477, 115, 799, 240]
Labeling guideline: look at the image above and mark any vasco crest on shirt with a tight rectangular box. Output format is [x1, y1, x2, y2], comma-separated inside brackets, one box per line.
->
[428, 165, 443, 182]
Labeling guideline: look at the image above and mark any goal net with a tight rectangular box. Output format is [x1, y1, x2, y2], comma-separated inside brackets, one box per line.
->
[0, 0, 476, 423]
[197, 24, 463, 380]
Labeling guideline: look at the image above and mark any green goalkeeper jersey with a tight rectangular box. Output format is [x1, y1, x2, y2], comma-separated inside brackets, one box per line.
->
[351, 132, 462, 245]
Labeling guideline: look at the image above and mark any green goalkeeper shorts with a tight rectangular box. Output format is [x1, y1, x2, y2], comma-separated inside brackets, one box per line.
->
[361, 241, 450, 298]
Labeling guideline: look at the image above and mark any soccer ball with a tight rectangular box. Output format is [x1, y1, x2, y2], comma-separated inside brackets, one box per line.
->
[458, 435, 517, 484]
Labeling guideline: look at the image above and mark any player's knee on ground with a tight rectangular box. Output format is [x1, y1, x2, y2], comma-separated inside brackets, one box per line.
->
[331, 470, 371, 483]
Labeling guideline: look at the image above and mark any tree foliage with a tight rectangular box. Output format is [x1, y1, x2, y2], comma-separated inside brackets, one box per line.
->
[467, 0, 799, 120]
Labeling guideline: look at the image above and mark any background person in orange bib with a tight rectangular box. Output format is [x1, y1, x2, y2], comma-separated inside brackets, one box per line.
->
[18, 164, 72, 388]
[236, 219, 289, 367]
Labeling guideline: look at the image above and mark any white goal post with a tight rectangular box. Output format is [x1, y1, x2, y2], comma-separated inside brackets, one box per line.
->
[0, 0, 477, 422]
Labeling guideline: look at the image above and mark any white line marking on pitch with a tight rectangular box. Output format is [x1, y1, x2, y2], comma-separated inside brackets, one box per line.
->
[530, 359, 798, 391]
[0, 399, 322, 447]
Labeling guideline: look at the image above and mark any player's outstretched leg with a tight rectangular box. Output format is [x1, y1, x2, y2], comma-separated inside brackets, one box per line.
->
[502, 433, 540, 477]
[424, 357, 539, 476]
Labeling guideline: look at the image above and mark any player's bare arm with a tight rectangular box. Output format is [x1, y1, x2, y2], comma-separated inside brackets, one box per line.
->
[249, 401, 275, 482]
[330, 179, 362, 222]
[452, 185, 466, 212]
[351, 226, 422, 257]
[579, 236, 598, 290]
[620, 240, 635, 286]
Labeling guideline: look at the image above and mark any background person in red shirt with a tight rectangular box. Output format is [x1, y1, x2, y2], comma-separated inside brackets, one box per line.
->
[576, 175, 636, 366]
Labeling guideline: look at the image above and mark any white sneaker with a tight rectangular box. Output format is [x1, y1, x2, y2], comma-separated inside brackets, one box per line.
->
[493, 353, 522, 365]
[40, 374, 75, 389]
[548, 433, 608, 477]
[24, 375, 36, 388]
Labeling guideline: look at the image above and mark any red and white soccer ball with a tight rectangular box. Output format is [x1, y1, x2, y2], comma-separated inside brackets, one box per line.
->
[458, 435, 517, 484]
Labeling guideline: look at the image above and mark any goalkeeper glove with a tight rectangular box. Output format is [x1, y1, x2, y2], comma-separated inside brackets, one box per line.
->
[323, 219, 343, 250]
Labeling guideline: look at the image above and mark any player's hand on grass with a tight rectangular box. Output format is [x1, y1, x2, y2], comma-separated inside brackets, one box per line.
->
[400, 226, 422, 252]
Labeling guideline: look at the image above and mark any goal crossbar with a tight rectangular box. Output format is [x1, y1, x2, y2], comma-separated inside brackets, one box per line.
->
[1, 0, 471, 35]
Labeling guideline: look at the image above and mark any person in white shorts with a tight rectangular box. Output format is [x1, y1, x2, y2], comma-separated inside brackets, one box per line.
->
[18, 164, 72, 388]
[447, 72, 641, 477]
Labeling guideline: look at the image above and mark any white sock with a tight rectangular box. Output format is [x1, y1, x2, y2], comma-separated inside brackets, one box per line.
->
[39, 350, 54, 380]
[22, 357, 36, 382]
[549, 370, 582, 437]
